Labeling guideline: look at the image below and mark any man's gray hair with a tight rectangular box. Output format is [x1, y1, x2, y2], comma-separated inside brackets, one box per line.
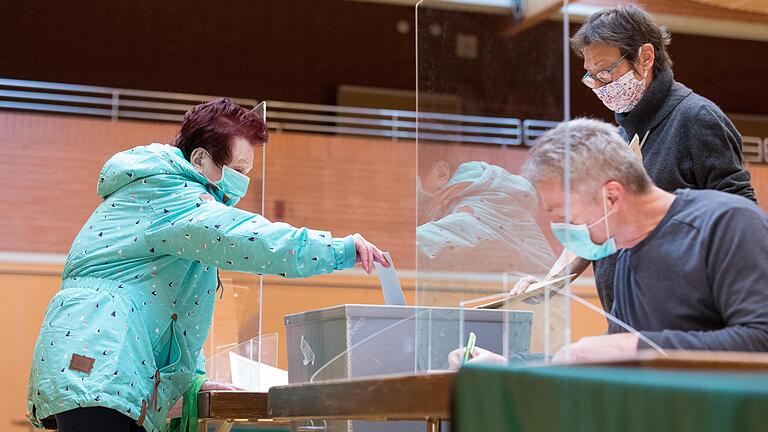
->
[523, 118, 652, 196]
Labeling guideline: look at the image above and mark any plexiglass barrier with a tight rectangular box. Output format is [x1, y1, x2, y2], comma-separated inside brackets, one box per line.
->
[205, 333, 281, 391]
[297, 0, 572, 388]
[284, 3, 575, 429]
[203, 102, 272, 386]
[415, 0, 571, 370]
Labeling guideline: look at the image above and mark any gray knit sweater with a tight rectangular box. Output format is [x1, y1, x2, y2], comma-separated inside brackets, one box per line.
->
[594, 68, 757, 312]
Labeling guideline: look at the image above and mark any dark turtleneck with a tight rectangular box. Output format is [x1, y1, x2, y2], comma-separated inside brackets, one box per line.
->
[593, 68, 756, 312]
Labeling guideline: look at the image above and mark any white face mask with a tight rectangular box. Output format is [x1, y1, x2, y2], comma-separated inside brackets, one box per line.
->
[593, 69, 647, 113]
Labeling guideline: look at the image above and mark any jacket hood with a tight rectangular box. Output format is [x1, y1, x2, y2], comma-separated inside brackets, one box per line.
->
[97, 143, 210, 199]
[443, 161, 537, 207]
[418, 161, 539, 223]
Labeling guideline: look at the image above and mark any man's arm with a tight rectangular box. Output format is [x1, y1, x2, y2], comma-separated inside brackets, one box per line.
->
[510, 249, 591, 295]
[546, 249, 591, 279]
[640, 206, 768, 351]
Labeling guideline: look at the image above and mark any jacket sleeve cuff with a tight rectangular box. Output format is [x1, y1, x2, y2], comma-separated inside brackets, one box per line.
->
[333, 235, 357, 270]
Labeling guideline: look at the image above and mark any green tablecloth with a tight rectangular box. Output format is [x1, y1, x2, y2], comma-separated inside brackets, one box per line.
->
[453, 364, 768, 432]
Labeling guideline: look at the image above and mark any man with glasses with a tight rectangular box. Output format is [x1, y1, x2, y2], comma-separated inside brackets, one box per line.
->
[516, 4, 756, 314]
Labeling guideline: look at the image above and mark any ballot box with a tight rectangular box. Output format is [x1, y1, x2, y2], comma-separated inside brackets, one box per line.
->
[284, 304, 533, 432]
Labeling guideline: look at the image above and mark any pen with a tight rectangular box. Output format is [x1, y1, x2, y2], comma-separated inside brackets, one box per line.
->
[463, 332, 476, 364]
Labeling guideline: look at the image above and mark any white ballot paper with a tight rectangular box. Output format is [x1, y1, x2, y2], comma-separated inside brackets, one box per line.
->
[229, 351, 288, 391]
[474, 273, 577, 309]
[521, 273, 575, 296]
[374, 252, 407, 306]
[628, 129, 650, 162]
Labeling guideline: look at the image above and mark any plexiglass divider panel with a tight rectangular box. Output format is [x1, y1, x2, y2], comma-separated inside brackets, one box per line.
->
[284, 2, 574, 428]
[416, 0, 571, 370]
[204, 101, 269, 386]
[205, 333, 279, 391]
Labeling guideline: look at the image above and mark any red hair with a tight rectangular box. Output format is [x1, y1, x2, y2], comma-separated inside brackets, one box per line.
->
[174, 98, 268, 166]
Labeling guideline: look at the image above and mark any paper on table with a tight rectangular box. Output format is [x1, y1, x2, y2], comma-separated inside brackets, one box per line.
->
[522, 273, 576, 296]
[229, 351, 288, 392]
[475, 273, 576, 309]
[374, 252, 407, 306]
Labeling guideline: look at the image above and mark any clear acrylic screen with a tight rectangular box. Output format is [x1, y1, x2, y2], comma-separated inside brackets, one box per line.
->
[415, 0, 570, 370]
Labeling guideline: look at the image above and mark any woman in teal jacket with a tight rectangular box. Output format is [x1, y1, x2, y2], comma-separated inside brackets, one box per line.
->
[27, 98, 388, 432]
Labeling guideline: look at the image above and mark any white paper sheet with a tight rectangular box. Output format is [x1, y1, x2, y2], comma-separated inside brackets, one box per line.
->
[229, 351, 288, 392]
[374, 252, 407, 306]
[522, 273, 575, 295]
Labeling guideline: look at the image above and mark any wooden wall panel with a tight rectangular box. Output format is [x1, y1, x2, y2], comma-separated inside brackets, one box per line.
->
[0, 111, 416, 266]
[3, 111, 767, 264]
[0, 265, 62, 432]
[0, 113, 178, 254]
[578, 0, 768, 23]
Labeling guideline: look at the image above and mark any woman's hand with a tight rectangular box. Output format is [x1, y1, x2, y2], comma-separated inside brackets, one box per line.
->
[352, 233, 389, 274]
[166, 380, 244, 419]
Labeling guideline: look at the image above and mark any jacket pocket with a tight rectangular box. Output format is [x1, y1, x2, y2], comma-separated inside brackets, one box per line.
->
[151, 314, 193, 377]
[141, 314, 192, 427]
[152, 316, 181, 373]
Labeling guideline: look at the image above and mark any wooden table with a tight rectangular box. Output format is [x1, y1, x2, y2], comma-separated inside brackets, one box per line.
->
[197, 391, 285, 432]
[198, 350, 768, 432]
[577, 349, 768, 371]
[268, 372, 454, 431]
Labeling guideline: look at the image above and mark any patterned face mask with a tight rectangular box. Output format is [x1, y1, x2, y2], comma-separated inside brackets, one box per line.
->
[592, 69, 647, 113]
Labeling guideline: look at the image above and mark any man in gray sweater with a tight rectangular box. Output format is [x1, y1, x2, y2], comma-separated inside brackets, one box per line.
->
[451, 118, 768, 366]
[527, 118, 768, 359]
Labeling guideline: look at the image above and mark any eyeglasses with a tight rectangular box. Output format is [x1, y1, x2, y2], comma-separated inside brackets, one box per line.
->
[581, 53, 628, 89]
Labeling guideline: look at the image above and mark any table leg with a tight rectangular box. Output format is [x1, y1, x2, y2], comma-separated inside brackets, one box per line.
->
[198, 420, 235, 432]
[426, 418, 442, 432]
[214, 420, 235, 432]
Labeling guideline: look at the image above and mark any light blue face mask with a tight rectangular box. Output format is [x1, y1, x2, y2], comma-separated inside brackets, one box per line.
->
[215, 165, 250, 206]
[550, 188, 617, 261]
[198, 149, 251, 206]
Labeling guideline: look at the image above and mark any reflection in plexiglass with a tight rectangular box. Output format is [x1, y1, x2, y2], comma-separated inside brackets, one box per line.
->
[415, 0, 570, 371]
[288, 3, 575, 430]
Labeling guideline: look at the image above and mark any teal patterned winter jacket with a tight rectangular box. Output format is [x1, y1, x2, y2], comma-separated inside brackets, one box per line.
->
[27, 143, 356, 431]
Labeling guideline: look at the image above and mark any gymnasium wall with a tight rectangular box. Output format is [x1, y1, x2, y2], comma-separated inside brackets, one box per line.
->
[3, 107, 768, 432]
